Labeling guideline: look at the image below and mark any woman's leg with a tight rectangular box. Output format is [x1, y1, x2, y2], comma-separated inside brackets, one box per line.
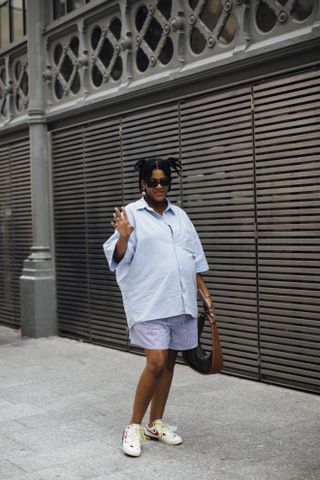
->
[149, 349, 177, 425]
[129, 349, 168, 424]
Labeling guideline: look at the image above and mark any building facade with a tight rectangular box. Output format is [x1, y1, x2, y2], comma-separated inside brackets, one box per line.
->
[0, 0, 319, 393]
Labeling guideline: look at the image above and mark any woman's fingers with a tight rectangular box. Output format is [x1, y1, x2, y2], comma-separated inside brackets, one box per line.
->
[121, 207, 128, 219]
[111, 207, 133, 236]
[114, 207, 121, 218]
[114, 207, 128, 223]
[113, 207, 123, 224]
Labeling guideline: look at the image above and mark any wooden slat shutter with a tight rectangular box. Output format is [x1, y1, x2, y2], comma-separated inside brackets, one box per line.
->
[0, 137, 31, 327]
[254, 68, 320, 393]
[180, 86, 259, 379]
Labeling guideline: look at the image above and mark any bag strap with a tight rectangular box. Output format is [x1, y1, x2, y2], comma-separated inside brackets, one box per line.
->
[198, 290, 223, 374]
[207, 311, 223, 374]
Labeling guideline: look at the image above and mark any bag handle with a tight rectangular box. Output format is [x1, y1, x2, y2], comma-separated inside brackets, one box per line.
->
[198, 290, 223, 374]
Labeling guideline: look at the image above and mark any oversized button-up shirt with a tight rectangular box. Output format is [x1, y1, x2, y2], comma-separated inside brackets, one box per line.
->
[103, 197, 209, 329]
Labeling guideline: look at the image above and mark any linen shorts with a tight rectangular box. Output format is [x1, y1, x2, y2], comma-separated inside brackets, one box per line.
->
[129, 314, 198, 350]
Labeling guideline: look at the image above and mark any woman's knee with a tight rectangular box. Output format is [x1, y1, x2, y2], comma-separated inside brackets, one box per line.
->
[145, 351, 168, 378]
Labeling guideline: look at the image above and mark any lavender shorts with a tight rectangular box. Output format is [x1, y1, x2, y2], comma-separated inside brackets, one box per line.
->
[129, 314, 198, 350]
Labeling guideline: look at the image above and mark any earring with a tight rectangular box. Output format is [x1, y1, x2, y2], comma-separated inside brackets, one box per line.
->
[141, 188, 146, 197]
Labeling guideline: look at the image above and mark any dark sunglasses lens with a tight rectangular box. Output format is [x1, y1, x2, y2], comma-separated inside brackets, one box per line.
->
[147, 179, 158, 187]
[160, 179, 170, 187]
[147, 179, 170, 188]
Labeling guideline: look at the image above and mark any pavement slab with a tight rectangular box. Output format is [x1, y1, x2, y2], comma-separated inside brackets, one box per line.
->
[0, 325, 319, 480]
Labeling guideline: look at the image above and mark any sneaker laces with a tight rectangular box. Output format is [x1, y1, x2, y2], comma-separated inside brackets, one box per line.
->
[152, 419, 172, 436]
[125, 424, 144, 445]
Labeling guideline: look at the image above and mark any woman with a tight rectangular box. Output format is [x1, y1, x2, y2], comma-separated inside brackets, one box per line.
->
[103, 157, 214, 457]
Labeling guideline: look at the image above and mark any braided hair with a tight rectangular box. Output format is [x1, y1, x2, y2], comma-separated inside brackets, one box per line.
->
[134, 157, 181, 192]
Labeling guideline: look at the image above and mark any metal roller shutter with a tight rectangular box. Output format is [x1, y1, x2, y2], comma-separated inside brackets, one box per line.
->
[52, 126, 90, 339]
[0, 143, 13, 325]
[180, 86, 259, 379]
[51, 65, 319, 393]
[253, 68, 320, 393]
[0, 136, 31, 327]
[84, 118, 126, 349]
[52, 120, 127, 347]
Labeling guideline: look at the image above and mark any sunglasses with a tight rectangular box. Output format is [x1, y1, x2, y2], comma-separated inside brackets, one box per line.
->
[146, 178, 170, 188]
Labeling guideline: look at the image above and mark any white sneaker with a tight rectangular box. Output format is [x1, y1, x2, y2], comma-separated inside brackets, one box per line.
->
[144, 419, 182, 445]
[122, 423, 144, 457]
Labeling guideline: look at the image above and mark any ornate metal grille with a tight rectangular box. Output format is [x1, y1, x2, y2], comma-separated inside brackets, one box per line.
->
[188, 0, 238, 54]
[0, 66, 7, 118]
[0, 51, 29, 120]
[254, 0, 315, 33]
[90, 17, 123, 87]
[53, 36, 81, 99]
[14, 60, 29, 112]
[134, 1, 174, 72]
[40, 0, 319, 106]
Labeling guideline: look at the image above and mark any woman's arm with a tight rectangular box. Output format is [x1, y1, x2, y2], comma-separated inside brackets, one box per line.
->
[113, 235, 130, 263]
[111, 207, 134, 263]
[196, 273, 215, 317]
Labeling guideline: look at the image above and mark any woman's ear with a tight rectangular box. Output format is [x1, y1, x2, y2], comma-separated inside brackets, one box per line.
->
[140, 180, 147, 197]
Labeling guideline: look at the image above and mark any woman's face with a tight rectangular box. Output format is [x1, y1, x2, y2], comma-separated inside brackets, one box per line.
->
[141, 169, 170, 204]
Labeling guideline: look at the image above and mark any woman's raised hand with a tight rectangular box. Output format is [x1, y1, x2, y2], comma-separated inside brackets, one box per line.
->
[111, 207, 134, 238]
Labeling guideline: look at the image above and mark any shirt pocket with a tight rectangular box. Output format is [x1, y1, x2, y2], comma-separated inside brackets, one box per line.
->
[176, 228, 196, 259]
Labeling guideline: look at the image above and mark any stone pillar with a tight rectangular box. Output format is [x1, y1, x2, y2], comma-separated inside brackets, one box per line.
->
[20, 1, 57, 337]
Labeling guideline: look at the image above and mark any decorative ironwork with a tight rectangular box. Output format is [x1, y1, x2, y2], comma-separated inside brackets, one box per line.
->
[0, 66, 7, 118]
[14, 60, 29, 112]
[90, 17, 123, 87]
[255, 0, 315, 33]
[7, 0, 319, 110]
[188, 0, 238, 54]
[53, 36, 81, 99]
[134, 1, 174, 72]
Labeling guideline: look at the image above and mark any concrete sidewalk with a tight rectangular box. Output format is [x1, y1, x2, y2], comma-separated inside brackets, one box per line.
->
[0, 325, 319, 480]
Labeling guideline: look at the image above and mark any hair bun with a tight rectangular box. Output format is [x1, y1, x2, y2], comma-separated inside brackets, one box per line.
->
[134, 158, 146, 171]
[166, 157, 181, 175]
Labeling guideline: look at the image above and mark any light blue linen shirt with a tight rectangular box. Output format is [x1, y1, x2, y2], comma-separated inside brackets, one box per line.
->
[103, 197, 209, 329]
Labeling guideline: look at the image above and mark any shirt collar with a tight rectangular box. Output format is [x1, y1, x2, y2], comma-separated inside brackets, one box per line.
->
[136, 197, 175, 215]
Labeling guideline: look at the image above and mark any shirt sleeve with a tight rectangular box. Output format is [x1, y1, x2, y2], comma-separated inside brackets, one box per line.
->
[188, 220, 209, 273]
[102, 232, 135, 272]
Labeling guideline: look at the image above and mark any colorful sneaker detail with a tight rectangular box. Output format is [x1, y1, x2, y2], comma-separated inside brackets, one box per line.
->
[122, 423, 144, 457]
[144, 419, 182, 445]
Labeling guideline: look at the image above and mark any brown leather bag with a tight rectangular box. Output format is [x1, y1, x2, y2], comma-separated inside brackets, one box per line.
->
[183, 290, 223, 375]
